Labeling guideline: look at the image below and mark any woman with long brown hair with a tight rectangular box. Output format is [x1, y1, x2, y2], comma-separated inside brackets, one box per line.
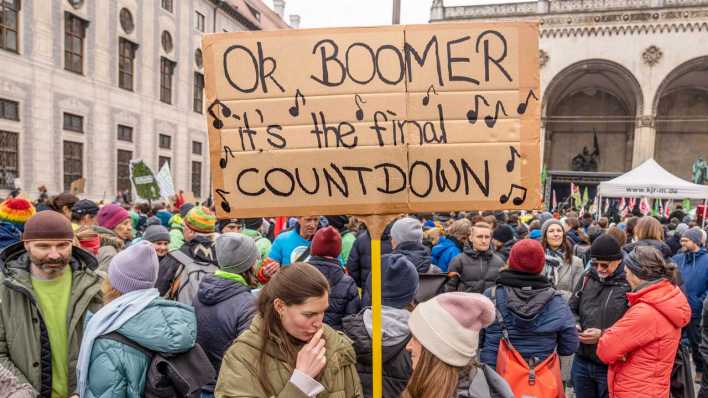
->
[404, 292, 513, 398]
[541, 219, 584, 301]
[215, 262, 362, 397]
[622, 216, 672, 258]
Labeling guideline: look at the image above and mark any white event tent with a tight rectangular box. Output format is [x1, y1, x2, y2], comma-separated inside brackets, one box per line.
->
[597, 158, 708, 225]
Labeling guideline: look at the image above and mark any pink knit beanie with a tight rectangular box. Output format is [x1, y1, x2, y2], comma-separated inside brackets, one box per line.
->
[408, 292, 496, 367]
[97, 203, 130, 230]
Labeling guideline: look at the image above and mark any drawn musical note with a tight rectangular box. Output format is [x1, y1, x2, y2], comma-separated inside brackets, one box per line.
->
[500, 184, 528, 206]
[506, 146, 522, 172]
[207, 100, 232, 129]
[219, 146, 236, 169]
[466, 95, 489, 124]
[288, 89, 306, 117]
[484, 101, 508, 128]
[215, 189, 232, 212]
[354, 94, 366, 121]
[517, 89, 539, 115]
[422, 85, 437, 106]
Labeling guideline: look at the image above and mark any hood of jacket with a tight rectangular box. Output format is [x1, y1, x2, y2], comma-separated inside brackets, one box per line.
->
[197, 273, 251, 306]
[431, 236, 460, 257]
[504, 285, 558, 324]
[628, 279, 691, 328]
[342, 307, 410, 364]
[308, 256, 345, 287]
[117, 298, 196, 353]
[394, 241, 431, 273]
[0, 240, 98, 276]
[0, 222, 21, 250]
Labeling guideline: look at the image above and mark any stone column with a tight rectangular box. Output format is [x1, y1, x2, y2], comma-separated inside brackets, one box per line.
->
[632, 115, 655, 167]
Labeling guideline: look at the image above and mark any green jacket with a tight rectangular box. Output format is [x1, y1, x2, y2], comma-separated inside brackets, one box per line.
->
[240, 228, 272, 269]
[215, 316, 363, 398]
[0, 242, 103, 397]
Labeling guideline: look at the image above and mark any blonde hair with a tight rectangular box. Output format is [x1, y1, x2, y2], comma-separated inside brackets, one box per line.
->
[447, 219, 472, 241]
[101, 278, 122, 304]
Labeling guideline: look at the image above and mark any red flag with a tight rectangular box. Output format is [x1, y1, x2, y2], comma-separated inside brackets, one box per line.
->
[273, 216, 288, 237]
[639, 198, 651, 216]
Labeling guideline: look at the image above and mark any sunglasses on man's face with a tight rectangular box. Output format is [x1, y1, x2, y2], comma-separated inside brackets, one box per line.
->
[592, 261, 612, 269]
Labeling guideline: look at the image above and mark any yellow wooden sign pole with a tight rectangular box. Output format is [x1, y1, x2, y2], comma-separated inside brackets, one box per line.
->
[371, 238, 383, 398]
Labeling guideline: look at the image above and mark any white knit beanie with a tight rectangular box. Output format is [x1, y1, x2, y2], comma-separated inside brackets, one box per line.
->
[408, 292, 496, 367]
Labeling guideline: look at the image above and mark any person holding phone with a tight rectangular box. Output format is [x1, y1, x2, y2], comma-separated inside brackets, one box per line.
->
[569, 234, 630, 398]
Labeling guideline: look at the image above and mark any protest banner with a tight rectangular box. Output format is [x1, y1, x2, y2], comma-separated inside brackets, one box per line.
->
[155, 162, 176, 200]
[203, 22, 541, 218]
[129, 160, 161, 201]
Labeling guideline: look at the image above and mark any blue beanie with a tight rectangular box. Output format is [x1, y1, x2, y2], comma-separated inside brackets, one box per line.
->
[363, 253, 419, 308]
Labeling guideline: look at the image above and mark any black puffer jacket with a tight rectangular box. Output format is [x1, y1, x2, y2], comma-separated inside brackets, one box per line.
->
[342, 307, 412, 398]
[623, 239, 673, 259]
[347, 226, 393, 288]
[569, 266, 630, 365]
[193, 274, 256, 387]
[308, 256, 360, 331]
[445, 247, 504, 293]
[393, 241, 432, 274]
[156, 235, 218, 296]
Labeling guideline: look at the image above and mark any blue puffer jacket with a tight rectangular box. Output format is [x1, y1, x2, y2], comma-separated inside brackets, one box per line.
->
[673, 248, 708, 319]
[0, 221, 21, 251]
[85, 299, 196, 398]
[431, 236, 463, 273]
[193, 274, 256, 384]
[480, 284, 579, 368]
[308, 256, 361, 331]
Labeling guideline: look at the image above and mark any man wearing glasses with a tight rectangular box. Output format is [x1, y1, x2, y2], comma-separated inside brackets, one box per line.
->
[569, 234, 630, 398]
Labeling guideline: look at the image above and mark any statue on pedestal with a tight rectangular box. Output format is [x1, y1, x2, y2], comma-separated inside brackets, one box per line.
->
[692, 156, 708, 185]
[571, 130, 600, 172]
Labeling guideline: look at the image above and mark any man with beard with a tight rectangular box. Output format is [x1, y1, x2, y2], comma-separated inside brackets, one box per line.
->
[0, 211, 102, 397]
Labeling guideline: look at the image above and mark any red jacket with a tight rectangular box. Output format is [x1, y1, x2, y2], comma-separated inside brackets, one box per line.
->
[597, 279, 690, 398]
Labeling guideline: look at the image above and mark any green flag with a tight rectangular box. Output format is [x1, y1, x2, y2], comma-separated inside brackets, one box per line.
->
[683, 199, 692, 212]
[653, 198, 660, 216]
[541, 165, 548, 187]
[582, 187, 589, 208]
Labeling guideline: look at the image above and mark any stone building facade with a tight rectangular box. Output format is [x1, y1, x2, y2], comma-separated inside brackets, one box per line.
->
[0, 0, 290, 201]
[431, 0, 708, 180]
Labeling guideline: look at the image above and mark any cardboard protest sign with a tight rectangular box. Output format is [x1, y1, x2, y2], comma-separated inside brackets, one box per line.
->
[156, 163, 176, 200]
[129, 160, 160, 201]
[203, 22, 541, 218]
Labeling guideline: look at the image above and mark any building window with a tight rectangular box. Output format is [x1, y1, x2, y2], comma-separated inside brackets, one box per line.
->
[0, 0, 20, 53]
[192, 141, 202, 155]
[116, 149, 132, 193]
[118, 38, 137, 91]
[158, 133, 171, 149]
[161, 0, 173, 12]
[117, 124, 132, 142]
[193, 72, 204, 114]
[161, 30, 173, 53]
[64, 13, 87, 74]
[160, 57, 175, 104]
[63, 141, 83, 191]
[159, 156, 171, 170]
[195, 11, 205, 32]
[194, 49, 203, 68]
[119, 8, 134, 34]
[0, 98, 19, 121]
[0, 131, 18, 189]
[192, 161, 202, 197]
[63, 112, 84, 133]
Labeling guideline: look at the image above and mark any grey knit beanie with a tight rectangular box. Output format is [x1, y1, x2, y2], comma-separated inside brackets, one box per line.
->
[683, 228, 704, 246]
[216, 232, 260, 274]
[391, 217, 423, 245]
[676, 223, 689, 237]
[538, 212, 553, 225]
[142, 225, 170, 243]
[108, 240, 159, 293]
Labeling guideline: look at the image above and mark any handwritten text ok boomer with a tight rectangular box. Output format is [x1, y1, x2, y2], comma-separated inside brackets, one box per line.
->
[203, 23, 542, 218]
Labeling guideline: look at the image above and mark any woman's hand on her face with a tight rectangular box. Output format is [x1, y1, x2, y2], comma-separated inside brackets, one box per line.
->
[295, 328, 326, 379]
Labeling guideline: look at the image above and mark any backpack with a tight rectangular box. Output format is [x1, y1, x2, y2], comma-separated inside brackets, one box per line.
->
[101, 332, 216, 398]
[167, 250, 218, 305]
[491, 286, 565, 398]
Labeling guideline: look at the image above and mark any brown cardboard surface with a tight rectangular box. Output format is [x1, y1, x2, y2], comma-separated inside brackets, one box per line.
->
[204, 22, 540, 218]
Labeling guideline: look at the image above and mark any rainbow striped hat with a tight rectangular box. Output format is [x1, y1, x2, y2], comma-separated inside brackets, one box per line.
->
[184, 206, 216, 233]
[0, 198, 36, 229]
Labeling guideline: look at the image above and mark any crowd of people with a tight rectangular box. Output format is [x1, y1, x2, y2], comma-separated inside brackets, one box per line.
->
[0, 191, 707, 398]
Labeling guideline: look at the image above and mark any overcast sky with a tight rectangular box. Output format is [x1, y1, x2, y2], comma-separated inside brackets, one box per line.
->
[264, 0, 526, 28]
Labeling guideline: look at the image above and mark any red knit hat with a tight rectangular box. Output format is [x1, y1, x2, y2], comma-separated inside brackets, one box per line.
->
[0, 197, 36, 226]
[311, 226, 341, 258]
[507, 239, 546, 274]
